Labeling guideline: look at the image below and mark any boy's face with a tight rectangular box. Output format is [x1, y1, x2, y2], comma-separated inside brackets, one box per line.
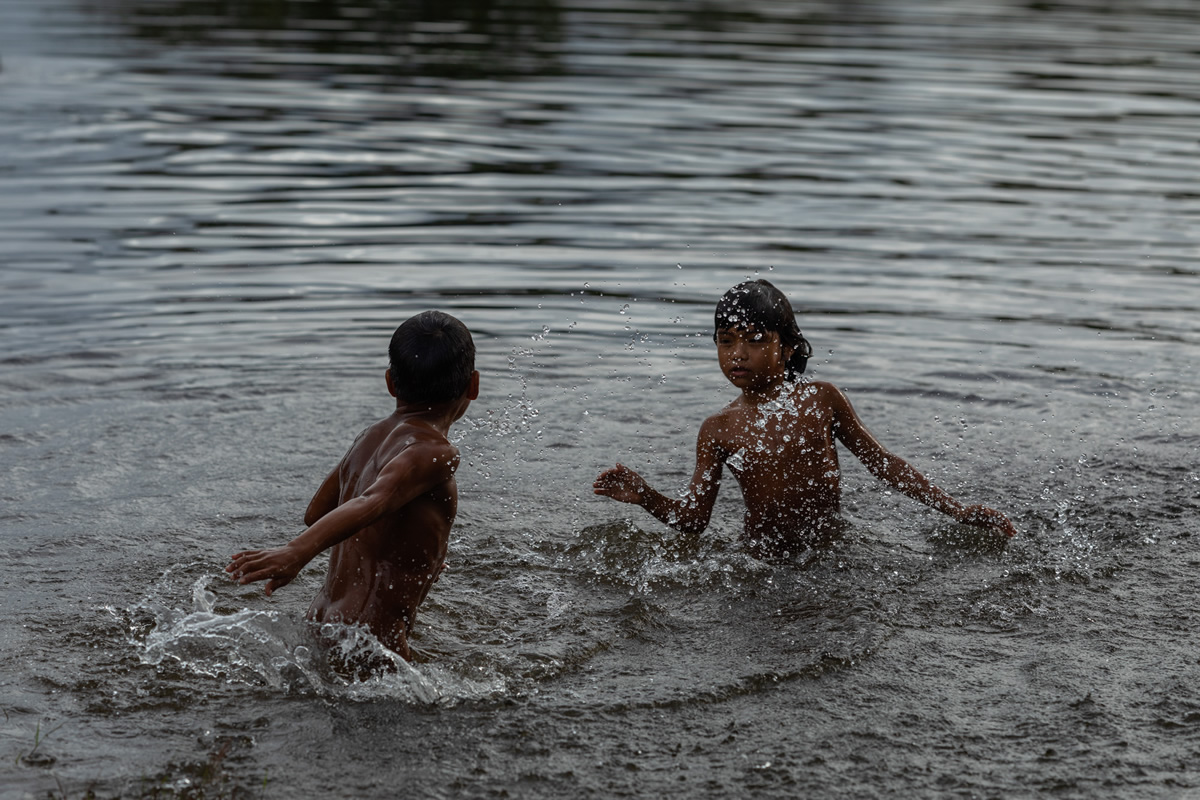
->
[715, 326, 791, 393]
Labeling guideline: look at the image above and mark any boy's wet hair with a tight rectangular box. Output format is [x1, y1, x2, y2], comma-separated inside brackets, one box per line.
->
[714, 279, 814, 378]
[389, 311, 476, 406]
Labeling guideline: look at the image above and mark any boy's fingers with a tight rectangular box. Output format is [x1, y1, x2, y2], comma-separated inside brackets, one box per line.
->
[968, 506, 1016, 538]
[237, 563, 279, 584]
[982, 508, 1016, 537]
[232, 556, 260, 575]
[228, 552, 264, 574]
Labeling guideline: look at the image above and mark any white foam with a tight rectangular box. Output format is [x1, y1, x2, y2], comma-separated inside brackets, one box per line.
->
[131, 569, 507, 705]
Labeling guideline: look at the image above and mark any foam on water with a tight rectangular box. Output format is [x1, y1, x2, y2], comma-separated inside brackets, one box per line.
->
[129, 567, 507, 705]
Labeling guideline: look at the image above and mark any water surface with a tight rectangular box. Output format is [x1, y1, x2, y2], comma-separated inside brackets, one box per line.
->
[2, 0, 1198, 796]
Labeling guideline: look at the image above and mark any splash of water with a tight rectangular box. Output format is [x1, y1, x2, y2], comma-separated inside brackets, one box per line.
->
[130, 567, 507, 704]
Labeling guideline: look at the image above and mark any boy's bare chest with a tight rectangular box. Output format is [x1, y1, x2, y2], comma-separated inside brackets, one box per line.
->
[717, 401, 836, 472]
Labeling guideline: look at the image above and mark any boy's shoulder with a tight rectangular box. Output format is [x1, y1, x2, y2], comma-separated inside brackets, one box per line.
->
[391, 420, 457, 457]
[794, 379, 853, 414]
[356, 416, 458, 469]
[705, 396, 747, 424]
[698, 402, 739, 444]
[797, 379, 842, 400]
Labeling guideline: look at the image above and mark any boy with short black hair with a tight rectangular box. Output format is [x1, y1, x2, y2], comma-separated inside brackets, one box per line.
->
[594, 280, 1015, 555]
[227, 310, 479, 660]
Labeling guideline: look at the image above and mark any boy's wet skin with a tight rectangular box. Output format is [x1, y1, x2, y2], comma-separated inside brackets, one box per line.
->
[594, 280, 1017, 553]
[301, 411, 460, 659]
[227, 311, 478, 662]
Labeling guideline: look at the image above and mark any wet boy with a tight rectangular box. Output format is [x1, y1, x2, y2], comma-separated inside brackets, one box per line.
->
[594, 280, 1016, 555]
[227, 311, 479, 660]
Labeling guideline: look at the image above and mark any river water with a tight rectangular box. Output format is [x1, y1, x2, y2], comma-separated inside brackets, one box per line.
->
[1, 0, 1198, 797]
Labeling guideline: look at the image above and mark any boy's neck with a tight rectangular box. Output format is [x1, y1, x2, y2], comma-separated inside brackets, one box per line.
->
[740, 379, 791, 406]
[392, 402, 462, 434]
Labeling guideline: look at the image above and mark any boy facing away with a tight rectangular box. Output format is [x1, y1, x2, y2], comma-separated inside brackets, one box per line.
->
[227, 311, 479, 660]
[594, 280, 1016, 556]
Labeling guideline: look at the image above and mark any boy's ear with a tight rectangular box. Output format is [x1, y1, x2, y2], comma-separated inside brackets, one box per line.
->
[385, 368, 398, 398]
[465, 370, 480, 401]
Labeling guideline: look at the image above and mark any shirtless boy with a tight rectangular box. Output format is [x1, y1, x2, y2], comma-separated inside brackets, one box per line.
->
[594, 280, 1016, 555]
[227, 310, 479, 660]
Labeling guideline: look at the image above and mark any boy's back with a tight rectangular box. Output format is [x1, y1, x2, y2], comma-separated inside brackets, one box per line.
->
[305, 414, 458, 658]
[228, 310, 479, 662]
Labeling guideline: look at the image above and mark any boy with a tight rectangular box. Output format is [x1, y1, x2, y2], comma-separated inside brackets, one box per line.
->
[594, 280, 1016, 555]
[227, 310, 479, 660]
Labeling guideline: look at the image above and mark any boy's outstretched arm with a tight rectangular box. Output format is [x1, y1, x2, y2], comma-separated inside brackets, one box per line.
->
[593, 417, 724, 535]
[226, 441, 459, 595]
[827, 385, 1016, 538]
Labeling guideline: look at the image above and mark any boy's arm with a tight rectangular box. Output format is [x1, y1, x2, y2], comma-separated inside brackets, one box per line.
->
[593, 417, 723, 535]
[304, 466, 340, 526]
[827, 384, 1016, 537]
[227, 441, 459, 595]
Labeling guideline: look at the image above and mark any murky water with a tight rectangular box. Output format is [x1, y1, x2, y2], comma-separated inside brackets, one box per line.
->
[2, 0, 1199, 796]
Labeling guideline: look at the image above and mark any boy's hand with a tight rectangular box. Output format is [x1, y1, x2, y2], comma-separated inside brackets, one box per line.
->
[593, 463, 647, 505]
[955, 504, 1017, 538]
[226, 544, 307, 596]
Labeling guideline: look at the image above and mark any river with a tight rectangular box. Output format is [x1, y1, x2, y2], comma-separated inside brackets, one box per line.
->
[1, 0, 1198, 797]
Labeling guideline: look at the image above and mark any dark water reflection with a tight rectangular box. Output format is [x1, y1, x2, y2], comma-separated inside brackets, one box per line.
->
[2, 0, 1200, 797]
[98, 0, 566, 79]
